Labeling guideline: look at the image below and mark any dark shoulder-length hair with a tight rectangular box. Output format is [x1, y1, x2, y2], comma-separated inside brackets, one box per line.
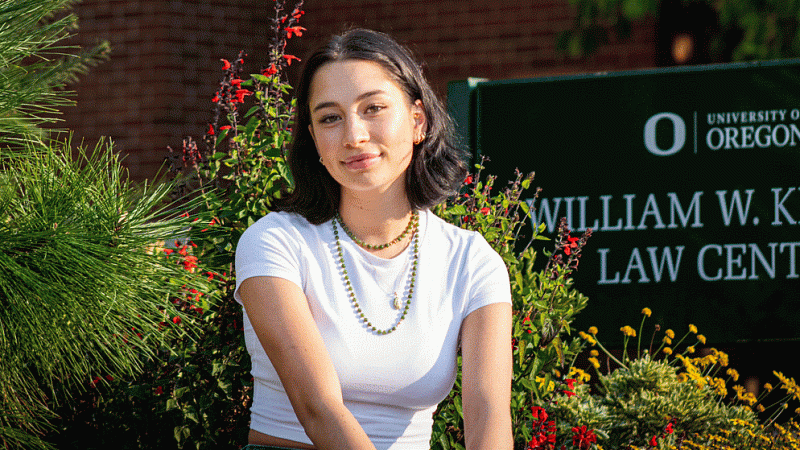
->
[275, 28, 468, 224]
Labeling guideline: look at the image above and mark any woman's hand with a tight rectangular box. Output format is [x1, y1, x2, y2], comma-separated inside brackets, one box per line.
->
[239, 276, 377, 450]
[460, 302, 513, 450]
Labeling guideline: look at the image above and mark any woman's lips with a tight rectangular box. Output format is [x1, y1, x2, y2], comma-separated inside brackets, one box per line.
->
[343, 153, 380, 170]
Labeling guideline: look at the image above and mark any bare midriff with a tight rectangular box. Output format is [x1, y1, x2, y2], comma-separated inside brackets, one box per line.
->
[249, 429, 316, 449]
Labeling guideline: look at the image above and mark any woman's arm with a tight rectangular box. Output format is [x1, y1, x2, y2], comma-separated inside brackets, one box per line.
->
[239, 276, 377, 450]
[460, 302, 513, 450]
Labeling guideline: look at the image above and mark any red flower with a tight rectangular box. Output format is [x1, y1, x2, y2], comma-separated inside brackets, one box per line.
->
[285, 26, 306, 38]
[480, 207, 490, 215]
[211, 93, 220, 102]
[531, 406, 548, 423]
[291, 8, 304, 19]
[220, 59, 231, 70]
[563, 235, 579, 255]
[563, 389, 576, 398]
[207, 124, 215, 135]
[183, 255, 198, 271]
[154, 386, 163, 395]
[163, 249, 174, 255]
[283, 54, 301, 65]
[219, 125, 232, 131]
[233, 89, 252, 103]
[649, 435, 658, 447]
[262, 63, 278, 76]
[172, 316, 182, 325]
[666, 422, 674, 434]
[571, 426, 597, 450]
[464, 175, 473, 185]
[230, 78, 244, 87]
[105, 375, 114, 381]
[565, 378, 576, 389]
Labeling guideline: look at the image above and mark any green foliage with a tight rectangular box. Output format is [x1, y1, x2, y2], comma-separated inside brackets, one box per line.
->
[0, 1, 205, 447]
[0, 0, 109, 145]
[431, 168, 593, 450]
[50, 2, 305, 449]
[558, 0, 800, 61]
[0, 139, 206, 449]
[535, 311, 800, 449]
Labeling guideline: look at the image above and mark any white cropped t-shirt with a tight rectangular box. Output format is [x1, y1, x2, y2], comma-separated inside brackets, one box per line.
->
[234, 209, 511, 450]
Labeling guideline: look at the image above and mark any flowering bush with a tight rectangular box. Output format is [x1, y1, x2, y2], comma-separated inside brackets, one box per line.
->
[431, 166, 593, 450]
[529, 308, 800, 449]
[44, 1, 800, 449]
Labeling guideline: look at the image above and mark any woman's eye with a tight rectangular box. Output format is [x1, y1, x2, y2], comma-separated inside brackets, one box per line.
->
[365, 104, 385, 114]
[318, 114, 339, 124]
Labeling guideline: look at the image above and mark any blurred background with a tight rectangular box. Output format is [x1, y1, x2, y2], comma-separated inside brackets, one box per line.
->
[59, 0, 740, 181]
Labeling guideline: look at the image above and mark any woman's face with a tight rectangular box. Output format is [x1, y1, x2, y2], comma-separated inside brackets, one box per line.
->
[308, 59, 426, 199]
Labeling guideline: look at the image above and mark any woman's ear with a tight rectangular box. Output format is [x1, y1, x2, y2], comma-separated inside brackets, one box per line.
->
[412, 99, 427, 137]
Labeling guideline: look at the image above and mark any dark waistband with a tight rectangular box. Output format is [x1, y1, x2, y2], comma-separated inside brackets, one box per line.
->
[242, 445, 306, 450]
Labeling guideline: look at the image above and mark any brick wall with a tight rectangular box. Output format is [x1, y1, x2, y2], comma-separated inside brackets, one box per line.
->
[62, 0, 656, 180]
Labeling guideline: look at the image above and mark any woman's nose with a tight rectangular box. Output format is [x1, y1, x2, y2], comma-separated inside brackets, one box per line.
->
[343, 115, 369, 147]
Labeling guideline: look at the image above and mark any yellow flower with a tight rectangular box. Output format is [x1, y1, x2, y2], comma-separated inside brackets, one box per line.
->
[697, 334, 707, 344]
[666, 329, 675, 339]
[758, 404, 766, 413]
[689, 324, 698, 334]
[588, 326, 598, 335]
[588, 357, 601, 369]
[662, 336, 672, 345]
[718, 351, 729, 367]
[568, 366, 591, 384]
[727, 368, 740, 382]
[590, 349, 599, 357]
[579, 331, 597, 345]
[663, 347, 673, 355]
[641, 307, 652, 317]
[686, 345, 695, 354]
[620, 325, 636, 337]
[764, 383, 773, 392]
[710, 377, 727, 397]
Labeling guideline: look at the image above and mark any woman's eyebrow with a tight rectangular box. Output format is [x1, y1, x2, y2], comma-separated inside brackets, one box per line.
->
[311, 90, 386, 113]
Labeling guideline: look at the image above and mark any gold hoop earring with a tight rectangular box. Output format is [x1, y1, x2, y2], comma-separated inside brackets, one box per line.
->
[414, 132, 426, 145]
[319, 156, 323, 164]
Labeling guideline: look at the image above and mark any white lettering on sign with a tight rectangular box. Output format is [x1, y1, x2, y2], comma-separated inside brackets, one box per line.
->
[645, 108, 800, 156]
[644, 112, 686, 156]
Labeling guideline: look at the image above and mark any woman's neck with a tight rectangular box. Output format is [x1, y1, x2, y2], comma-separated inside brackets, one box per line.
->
[338, 188, 415, 258]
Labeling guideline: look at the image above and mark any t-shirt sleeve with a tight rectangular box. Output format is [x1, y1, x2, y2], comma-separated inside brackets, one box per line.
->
[234, 213, 304, 305]
[464, 234, 512, 317]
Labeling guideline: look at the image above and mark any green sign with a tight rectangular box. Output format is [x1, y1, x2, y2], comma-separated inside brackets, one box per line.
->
[448, 60, 800, 344]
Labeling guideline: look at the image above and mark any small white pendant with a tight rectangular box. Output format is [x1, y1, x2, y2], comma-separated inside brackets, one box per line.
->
[392, 293, 402, 310]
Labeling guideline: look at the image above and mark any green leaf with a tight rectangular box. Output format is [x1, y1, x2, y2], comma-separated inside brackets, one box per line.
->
[244, 105, 260, 118]
[215, 127, 230, 147]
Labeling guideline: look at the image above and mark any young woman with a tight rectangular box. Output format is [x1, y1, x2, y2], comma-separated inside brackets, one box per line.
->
[235, 29, 512, 450]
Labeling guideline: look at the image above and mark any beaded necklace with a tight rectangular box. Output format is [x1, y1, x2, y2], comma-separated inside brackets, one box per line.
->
[332, 213, 419, 335]
[335, 211, 418, 250]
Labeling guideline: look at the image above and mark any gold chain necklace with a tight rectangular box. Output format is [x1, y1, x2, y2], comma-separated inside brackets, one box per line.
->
[335, 211, 418, 250]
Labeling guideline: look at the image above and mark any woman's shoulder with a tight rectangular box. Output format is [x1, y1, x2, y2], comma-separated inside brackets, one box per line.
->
[238, 211, 323, 246]
[245, 211, 319, 233]
[423, 210, 494, 253]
